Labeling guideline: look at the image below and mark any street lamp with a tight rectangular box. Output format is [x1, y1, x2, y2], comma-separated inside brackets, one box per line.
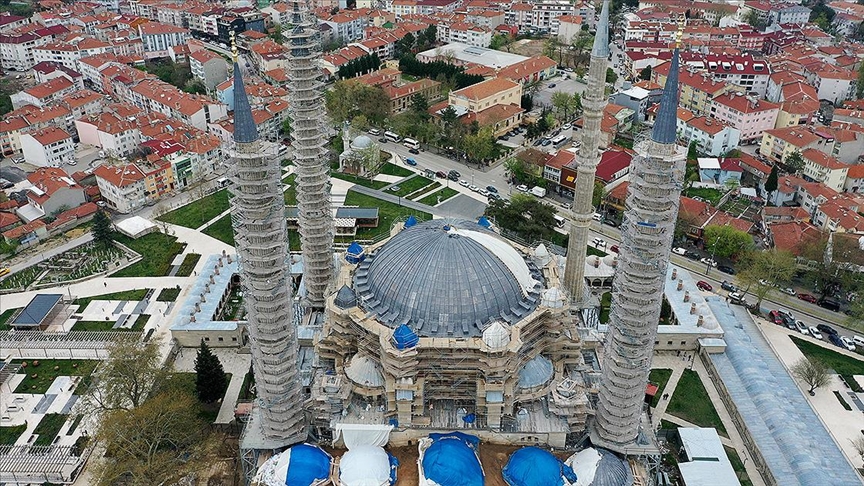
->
[706, 235, 720, 275]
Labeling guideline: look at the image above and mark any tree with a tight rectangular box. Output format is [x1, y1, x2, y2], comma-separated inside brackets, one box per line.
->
[764, 164, 779, 202]
[462, 127, 498, 163]
[687, 140, 699, 161]
[325, 81, 390, 125]
[592, 181, 606, 208]
[605, 67, 618, 85]
[551, 91, 575, 120]
[395, 32, 416, 56]
[738, 249, 797, 306]
[281, 117, 292, 136]
[269, 24, 283, 44]
[489, 33, 512, 51]
[784, 150, 804, 174]
[744, 9, 767, 30]
[858, 62, 864, 99]
[639, 65, 652, 81]
[350, 114, 368, 132]
[410, 93, 430, 120]
[92, 210, 114, 247]
[792, 357, 830, 395]
[813, 12, 831, 31]
[504, 157, 537, 184]
[851, 435, 864, 463]
[92, 384, 217, 486]
[703, 225, 754, 261]
[571, 92, 582, 115]
[194, 341, 228, 404]
[485, 193, 558, 241]
[520, 93, 534, 111]
[83, 341, 168, 413]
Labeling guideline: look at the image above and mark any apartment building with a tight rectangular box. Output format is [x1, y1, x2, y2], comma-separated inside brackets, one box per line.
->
[710, 91, 779, 144]
[93, 163, 147, 213]
[138, 21, 189, 59]
[20, 127, 75, 168]
[75, 111, 142, 157]
[189, 49, 229, 91]
[677, 111, 741, 157]
[801, 148, 849, 193]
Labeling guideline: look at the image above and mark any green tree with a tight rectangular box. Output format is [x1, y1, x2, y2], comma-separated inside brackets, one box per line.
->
[325, 81, 390, 125]
[92, 210, 114, 247]
[281, 117, 292, 136]
[194, 341, 228, 404]
[571, 92, 582, 115]
[792, 357, 830, 395]
[489, 33, 512, 51]
[605, 67, 618, 84]
[183, 80, 207, 95]
[484, 193, 557, 241]
[551, 91, 575, 120]
[462, 127, 497, 163]
[350, 114, 368, 132]
[744, 9, 767, 30]
[703, 225, 754, 260]
[0, 94, 12, 116]
[410, 93, 430, 120]
[521, 93, 534, 111]
[639, 65, 652, 80]
[764, 164, 779, 202]
[687, 140, 699, 161]
[592, 181, 606, 208]
[784, 150, 804, 174]
[395, 32, 416, 56]
[504, 157, 537, 184]
[813, 13, 830, 31]
[738, 249, 797, 306]
[857, 62, 864, 99]
[83, 341, 168, 413]
[269, 24, 283, 44]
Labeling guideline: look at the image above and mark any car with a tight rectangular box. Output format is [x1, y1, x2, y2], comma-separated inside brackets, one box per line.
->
[610, 245, 619, 253]
[12, 157, 23, 164]
[854, 336, 864, 348]
[516, 184, 528, 192]
[592, 212, 602, 221]
[700, 258, 717, 267]
[486, 185, 498, 193]
[368, 128, 381, 136]
[0, 267, 10, 278]
[562, 123, 572, 130]
[759, 279, 772, 287]
[479, 189, 489, 197]
[548, 83, 556, 88]
[829, 333, 846, 349]
[777, 309, 794, 321]
[468, 184, 479, 192]
[717, 265, 735, 275]
[379, 137, 388, 143]
[840, 336, 856, 351]
[768, 310, 784, 324]
[408, 148, 420, 154]
[67, 160, 77, 166]
[498, 135, 510, 141]
[817, 324, 838, 336]
[0, 179, 12, 189]
[604, 219, 618, 227]
[721, 281, 737, 292]
[794, 320, 808, 334]
[818, 298, 841, 312]
[797, 293, 818, 303]
[728, 292, 747, 305]
[685, 250, 700, 259]
[487, 193, 501, 201]
[809, 327, 823, 340]
[562, 202, 572, 210]
[672, 247, 687, 256]
[781, 287, 796, 296]
[592, 237, 606, 248]
[696, 281, 713, 291]
[448, 170, 461, 179]
[435, 171, 447, 179]
[404, 157, 417, 166]
[459, 180, 469, 187]
[784, 317, 798, 331]
[533, 139, 544, 146]
[541, 139, 552, 146]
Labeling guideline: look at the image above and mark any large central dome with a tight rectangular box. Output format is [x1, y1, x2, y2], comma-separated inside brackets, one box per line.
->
[353, 219, 542, 337]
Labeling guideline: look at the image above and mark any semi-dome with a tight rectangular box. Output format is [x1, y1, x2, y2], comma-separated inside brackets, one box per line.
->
[352, 135, 374, 149]
[353, 219, 542, 337]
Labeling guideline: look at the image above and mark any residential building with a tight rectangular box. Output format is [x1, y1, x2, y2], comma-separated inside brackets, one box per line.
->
[20, 127, 74, 168]
[0, 13, 30, 33]
[448, 77, 521, 113]
[556, 15, 583, 44]
[803, 62, 857, 105]
[15, 167, 86, 223]
[75, 111, 142, 157]
[139, 22, 189, 59]
[699, 54, 771, 97]
[710, 91, 779, 145]
[697, 157, 743, 186]
[759, 127, 827, 164]
[801, 148, 849, 193]
[93, 163, 146, 213]
[32, 37, 112, 70]
[10, 76, 76, 108]
[437, 22, 492, 48]
[844, 164, 864, 193]
[677, 112, 741, 157]
[530, 0, 575, 35]
[768, 5, 811, 25]
[189, 49, 229, 91]
[609, 85, 662, 123]
[497, 56, 557, 85]
[653, 62, 733, 115]
[813, 199, 864, 234]
[137, 157, 176, 201]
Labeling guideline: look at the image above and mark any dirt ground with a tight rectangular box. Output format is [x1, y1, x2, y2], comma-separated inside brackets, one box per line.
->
[508, 39, 547, 58]
[327, 442, 572, 486]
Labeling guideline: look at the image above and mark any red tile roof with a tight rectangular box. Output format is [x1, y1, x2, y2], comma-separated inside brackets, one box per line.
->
[2, 219, 46, 240]
[595, 149, 633, 183]
[94, 163, 145, 187]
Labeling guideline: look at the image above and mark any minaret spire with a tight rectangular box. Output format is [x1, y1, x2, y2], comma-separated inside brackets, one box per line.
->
[592, 18, 687, 450]
[562, 0, 610, 308]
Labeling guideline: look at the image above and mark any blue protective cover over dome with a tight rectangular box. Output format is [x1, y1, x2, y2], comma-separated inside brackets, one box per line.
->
[502, 446, 577, 486]
[392, 324, 419, 349]
[404, 215, 418, 228]
[284, 444, 331, 486]
[347, 241, 364, 255]
[477, 216, 491, 228]
[422, 433, 483, 486]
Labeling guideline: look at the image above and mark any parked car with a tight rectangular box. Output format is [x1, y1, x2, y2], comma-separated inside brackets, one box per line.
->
[541, 139, 551, 146]
[548, 83, 556, 88]
[700, 258, 717, 267]
[486, 185, 498, 193]
[435, 171, 447, 179]
[487, 193, 501, 201]
[781, 287, 796, 296]
[797, 293, 818, 303]
[405, 157, 417, 166]
[516, 184, 529, 192]
[610, 245, 619, 253]
[685, 250, 700, 259]
[468, 184, 479, 192]
[729, 292, 747, 306]
[562, 123, 572, 130]
[592, 237, 607, 248]
[818, 298, 841, 312]
[768, 310, 784, 324]
[408, 148, 420, 154]
[459, 180, 469, 187]
[784, 317, 797, 331]
[533, 139, 544, 146]
[809, 327, 823, 340]
[672, 247, 687, 256]
[448, 170, 460, 181]
[829, 333, 845, 349]
[817, 323, 838, 336]
[379, 137, 388, 143]
[854, 336, 864, 348]
[721, 281, 737, 292]
[696, 281, 713, 291]
[0, 267, 10, 278]
[795, 320, 808, 334]
[840, 336, 856, 351]
[717, 265, 735, 275]
[777, 309, 794, 320]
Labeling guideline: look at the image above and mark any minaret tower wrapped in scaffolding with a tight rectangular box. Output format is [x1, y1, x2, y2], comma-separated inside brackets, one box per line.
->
[229, 41, 305, 445]
[593, 27, 686, 448]
[563, 0, 610, 306]
[287, 0, 334, 309]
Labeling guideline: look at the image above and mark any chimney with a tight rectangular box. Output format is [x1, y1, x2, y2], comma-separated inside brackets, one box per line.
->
[677, 279, 683, 291]
[190, 315, 196, 322]
[194, 302, 200, 312]
[210, 274, 215, 284]
[593, 256, 600, 267]
[200, 293, 206, 303]
[697, 315, 704, 326]
[227, 254, 233, 263]
[690, 303, 697, 314]
[214, 265, 220, 275]
[671, 268, 678, 280]
[684, 290, 690, 302]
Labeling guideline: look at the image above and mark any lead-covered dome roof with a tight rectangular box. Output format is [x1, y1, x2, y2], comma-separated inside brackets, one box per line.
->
[353, 219, 542, 337]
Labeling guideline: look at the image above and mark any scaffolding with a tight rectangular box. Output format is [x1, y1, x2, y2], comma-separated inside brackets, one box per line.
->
[287, 0, 334, 310]
[563, 0, 610, 309]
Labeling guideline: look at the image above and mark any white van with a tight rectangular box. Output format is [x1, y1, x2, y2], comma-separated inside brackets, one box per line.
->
[368, 128, 381, 136]
[853, 336, 864, 348]
[592, 212, 602, 221]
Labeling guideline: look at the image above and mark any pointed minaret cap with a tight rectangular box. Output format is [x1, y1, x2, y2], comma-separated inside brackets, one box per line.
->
[232, 32, 259, 144]
[591, 0, 610, 58]
[650, 48, 680, 144]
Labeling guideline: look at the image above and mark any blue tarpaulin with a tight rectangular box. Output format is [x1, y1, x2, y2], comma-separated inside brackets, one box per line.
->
[392, 324, 419, 349]
[405, 215, 418, 228]
[422, 433, 483, 486]
[477, 216, 491, 228]
[462, 413, 476, 424]
[346, 242, 365, 264]
[284, 444, 331, 486]
[502, 447, 577, 486]
[389, 452, 400, 484]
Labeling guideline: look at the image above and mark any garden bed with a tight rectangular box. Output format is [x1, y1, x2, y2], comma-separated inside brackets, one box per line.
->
[666, 369, 728, 437]
[388, 176, 434, 197]
[379, 162, 413, 177]
[0, 242, 127, 291]
[202, 215, 234, 246]
[175, 253, 201, 277]
[344, 190, 430, 240]
[32, 413, 67, 446]
[0, 424, 27, 446]
[332, 172, 389, 189]
[157, 287, 182, 302]
[74, 289, 150, 312]
[407, 181, 441, 200]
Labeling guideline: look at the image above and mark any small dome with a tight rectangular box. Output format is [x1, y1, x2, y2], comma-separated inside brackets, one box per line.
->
[518, 355, 554, 389]
[533, 243, 551, 267]
[540, 287, 565, 308]
[602, 254, 618, 267]
[352, 135, 374, 149]
[482, 321, 511, 349]
[345, 354, 385, 388]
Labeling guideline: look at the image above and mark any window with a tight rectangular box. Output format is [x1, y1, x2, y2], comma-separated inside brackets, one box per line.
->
[218, 337, 224, 342]
[204, 337, 210, 341]
[667, 341, 673, 345]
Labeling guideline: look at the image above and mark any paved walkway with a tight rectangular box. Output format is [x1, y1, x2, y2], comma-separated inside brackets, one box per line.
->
[173, 347, 251, 425]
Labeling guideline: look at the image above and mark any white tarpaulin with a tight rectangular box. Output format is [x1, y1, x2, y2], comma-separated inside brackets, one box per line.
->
[566, 448, 601, 486]
[333, 423, 393, 449]
[339, 446, 391, 486]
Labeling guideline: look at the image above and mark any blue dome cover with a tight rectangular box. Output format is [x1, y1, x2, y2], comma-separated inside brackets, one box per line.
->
[346, 241, 365, 264]
[477, 216, 491, 228]
[392, 324, 419, 349]
[404, 215, 418, 227]
[284, 444, 331, 486]
[502, 447, 576, 486]
[422, 433, 483, 486]
[347, 241, 364, 255]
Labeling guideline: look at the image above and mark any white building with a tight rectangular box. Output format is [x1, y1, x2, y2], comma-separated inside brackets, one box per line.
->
[531, 0, 575, 35]
[20, 127, 74, 167]
[437, 22, 492, 48]
[677, 114, 741, 157]
[93, 163, 146, 213]
[769, 5, 811, 25]
[138, 22, 189, 59]
[75, 112, 142, 158]
[189, 49, 229, 91]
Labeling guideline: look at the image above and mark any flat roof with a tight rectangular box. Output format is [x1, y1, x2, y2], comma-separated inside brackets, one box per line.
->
[677, 428, 740, 486]
[417, 42, 528, 68]
[12, 294, 63, 326]
[286, 206, 379, 220]
[171, 254, 240, 332]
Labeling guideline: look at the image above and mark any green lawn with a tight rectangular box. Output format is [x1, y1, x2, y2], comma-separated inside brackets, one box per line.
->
[283, 173, 297, 206]
[344, 190, 430, 239]
[32, 413, 67, 446]
[666, 369, 727, 437]
[388, 175, 434, 197]
[14, 360, 99, 394]
[74, 289, 150, 312]
[418, 187, 459, 206]
[724, 446, 753, 486]
[110, 232, 186, 277]
[175, 253, 201, 277]
[379, 162, 413, 177]
[332, 171, 389, 189]
[659, 419, 679, 431]
[0, 424, 27, 445]
[203, 214, 235, 246]
[157, 190, 230, 229]
[587, 246, 608, 257]
[74, 314, 149, 332]
[407, 181, 441, 200]
[0, 307, 19, 330]
[649, 368, 673, 407]
[157, 287, 182, 302]
[791, 336, 864, 392]
[683, 187, 725, 206]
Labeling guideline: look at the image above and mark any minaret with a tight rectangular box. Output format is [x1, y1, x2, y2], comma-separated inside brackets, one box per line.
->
[563, 0, 610, 306]
[228, 39, 306, 444]
[287, 0, 334, 309]
[593, 23, 687, 449]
